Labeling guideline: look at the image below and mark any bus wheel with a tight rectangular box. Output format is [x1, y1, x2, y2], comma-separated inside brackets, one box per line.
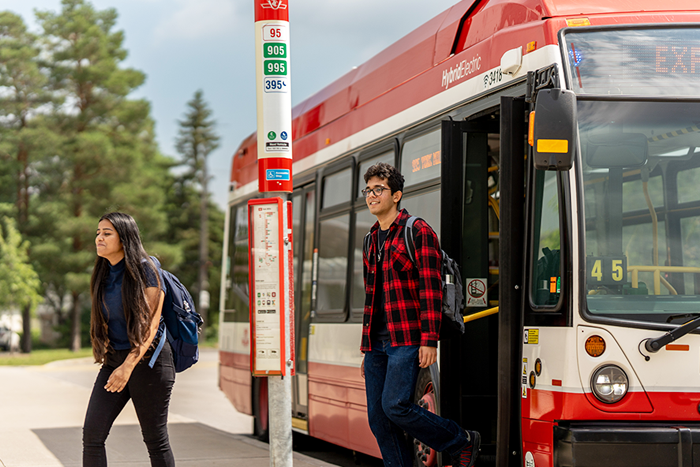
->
[413, 369, 438, 467]
[253, 377, 269, 441]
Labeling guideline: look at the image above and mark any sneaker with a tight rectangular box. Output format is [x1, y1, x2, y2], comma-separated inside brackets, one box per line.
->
[456, 430, 480, 467]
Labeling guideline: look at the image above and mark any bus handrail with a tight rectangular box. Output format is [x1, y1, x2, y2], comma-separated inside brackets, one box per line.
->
[628, 265, 700, 295]
[464, 306, 499, 323]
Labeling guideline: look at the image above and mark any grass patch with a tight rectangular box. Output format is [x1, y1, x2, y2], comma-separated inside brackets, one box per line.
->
[0, 348, 94, 366]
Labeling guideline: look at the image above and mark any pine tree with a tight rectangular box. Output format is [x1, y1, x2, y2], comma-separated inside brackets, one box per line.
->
[33, 0, 171, 350]
[0, 12, 56, 351]
[174, 90, 220, 337]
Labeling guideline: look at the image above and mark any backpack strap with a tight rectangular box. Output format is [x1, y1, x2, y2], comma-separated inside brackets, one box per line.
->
[147, 255, 166, 369]
[148, 325, 166, 369]
[404, 216, 419, 265]
[363, 231, 372, 259]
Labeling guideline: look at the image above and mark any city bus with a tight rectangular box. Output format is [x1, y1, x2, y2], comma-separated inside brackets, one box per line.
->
[219, 0, 700, 465]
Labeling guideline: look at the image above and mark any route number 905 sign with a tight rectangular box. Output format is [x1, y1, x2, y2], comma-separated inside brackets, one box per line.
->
[586, 256, 627, 285]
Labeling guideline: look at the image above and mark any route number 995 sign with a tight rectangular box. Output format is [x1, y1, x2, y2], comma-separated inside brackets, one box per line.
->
[586, 256, 627, 286]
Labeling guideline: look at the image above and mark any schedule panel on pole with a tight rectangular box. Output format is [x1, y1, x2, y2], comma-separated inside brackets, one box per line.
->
[248, 197, 295, 376]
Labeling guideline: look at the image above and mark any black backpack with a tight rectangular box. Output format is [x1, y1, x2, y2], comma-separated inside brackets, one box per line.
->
[363, 216, 465, 335]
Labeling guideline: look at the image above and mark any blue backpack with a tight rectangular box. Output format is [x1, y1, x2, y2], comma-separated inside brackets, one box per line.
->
[148, 257, 203, 372]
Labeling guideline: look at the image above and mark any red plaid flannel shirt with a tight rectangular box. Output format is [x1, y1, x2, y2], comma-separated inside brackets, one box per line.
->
[361, 209, 442, 352]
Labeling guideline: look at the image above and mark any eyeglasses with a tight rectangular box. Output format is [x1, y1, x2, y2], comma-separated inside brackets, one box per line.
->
[362, 186, 390, 198]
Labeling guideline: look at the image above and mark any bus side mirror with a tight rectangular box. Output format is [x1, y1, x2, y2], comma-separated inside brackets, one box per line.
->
[531, 89, 577, 171]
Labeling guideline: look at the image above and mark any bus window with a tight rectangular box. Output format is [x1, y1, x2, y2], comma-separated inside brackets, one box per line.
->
[400, 129, 441, 188]
[529, 170, 562, 308]
[322, 168, 352, 208]
[678, 167, 700, 204]
[352, 207, 375, 318]
[292, 192, 302, 282]
[681, 216, 700, 294]
[317, 213, 350, 319]
[357, 151, 394, 198]
[401, 189, 441, 238]
[224, 204, 250, 322]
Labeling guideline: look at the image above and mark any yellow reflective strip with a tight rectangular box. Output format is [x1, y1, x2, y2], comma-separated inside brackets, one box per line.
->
[537, 139, 569, 153]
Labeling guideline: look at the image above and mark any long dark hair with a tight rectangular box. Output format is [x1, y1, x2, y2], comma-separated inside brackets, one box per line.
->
[90, 212, 160, 363]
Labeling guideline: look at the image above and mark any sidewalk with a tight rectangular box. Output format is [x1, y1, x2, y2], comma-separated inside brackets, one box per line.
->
[0, 349, 332, 467]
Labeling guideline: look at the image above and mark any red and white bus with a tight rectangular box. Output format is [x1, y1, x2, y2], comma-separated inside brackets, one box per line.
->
[219, 0, 700, 465]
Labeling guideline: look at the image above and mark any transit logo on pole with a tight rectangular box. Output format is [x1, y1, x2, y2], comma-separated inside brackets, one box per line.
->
[255, 0, 292, 193]
[261, 0, 287, 10]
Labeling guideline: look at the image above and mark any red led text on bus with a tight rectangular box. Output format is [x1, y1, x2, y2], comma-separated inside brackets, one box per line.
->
[655, 45, 700, 73]
[411, 151, 441, 173]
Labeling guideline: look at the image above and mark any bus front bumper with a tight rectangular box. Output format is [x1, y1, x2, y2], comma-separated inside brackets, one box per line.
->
[554, 423, 700, 467]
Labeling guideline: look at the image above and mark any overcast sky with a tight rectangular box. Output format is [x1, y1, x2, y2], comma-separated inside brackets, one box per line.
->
[2, 0, 460, 209]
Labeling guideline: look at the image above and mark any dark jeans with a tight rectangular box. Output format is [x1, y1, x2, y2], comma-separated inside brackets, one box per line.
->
[83, 342, 176, 467]
[364, 339, 468, 467]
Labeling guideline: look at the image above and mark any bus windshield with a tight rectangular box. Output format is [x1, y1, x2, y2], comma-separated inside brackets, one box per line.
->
[580, 99, 700, 323]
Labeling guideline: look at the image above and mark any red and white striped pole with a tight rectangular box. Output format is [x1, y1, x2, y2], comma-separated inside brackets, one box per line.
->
[254, 2, 293, 466]
[255, 0, 293, 193]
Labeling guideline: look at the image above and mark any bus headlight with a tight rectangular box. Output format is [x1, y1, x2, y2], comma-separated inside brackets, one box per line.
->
[591, 365, 628, 403]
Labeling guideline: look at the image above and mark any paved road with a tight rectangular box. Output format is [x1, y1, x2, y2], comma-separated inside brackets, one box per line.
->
[0, 349, 333, 467]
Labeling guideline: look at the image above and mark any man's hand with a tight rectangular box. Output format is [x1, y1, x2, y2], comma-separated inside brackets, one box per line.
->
[418, 346, 437, 368]
[361, 356, 365, 378]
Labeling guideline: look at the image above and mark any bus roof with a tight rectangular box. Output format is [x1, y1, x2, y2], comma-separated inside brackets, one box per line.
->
[231, 0, 700, 192]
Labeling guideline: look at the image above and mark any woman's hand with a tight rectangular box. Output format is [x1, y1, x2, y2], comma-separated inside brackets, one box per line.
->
[105, 362, 135, 393]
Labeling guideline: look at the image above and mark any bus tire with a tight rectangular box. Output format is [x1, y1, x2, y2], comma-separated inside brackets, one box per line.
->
[413, 366, 439, 467]
[253, 377, 269, 441]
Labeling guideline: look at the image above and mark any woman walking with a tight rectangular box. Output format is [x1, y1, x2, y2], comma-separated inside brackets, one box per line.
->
[83, 212, 175, 466]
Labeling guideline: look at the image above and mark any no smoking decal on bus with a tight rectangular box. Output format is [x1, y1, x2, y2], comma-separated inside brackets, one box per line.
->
[466, 278, 487, 306]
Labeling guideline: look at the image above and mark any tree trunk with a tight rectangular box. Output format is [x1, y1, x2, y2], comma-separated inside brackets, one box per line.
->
[70, 291, 81, 351]
[21, 303, 32, 353]
[16, 144, 29, 228]
[198, 159, 209, 338]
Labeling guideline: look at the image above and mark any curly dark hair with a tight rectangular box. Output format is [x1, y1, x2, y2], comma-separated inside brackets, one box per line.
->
[363, 162, 404, 194]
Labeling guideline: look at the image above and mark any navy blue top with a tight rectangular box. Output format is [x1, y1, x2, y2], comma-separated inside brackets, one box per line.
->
[102, 258, 162, 350]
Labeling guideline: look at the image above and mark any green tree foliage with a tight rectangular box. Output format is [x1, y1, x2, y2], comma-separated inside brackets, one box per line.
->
[29, 0, 172, 350]
[0, 12, 58, 352]
[0, 212, 42, 319]
[0, 0, 226, 350]
[0, 12, 54, 222]
[173, 90, 222, 338]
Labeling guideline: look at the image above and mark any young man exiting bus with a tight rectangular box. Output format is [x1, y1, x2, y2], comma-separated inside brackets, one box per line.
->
[360, 162, 480, 467]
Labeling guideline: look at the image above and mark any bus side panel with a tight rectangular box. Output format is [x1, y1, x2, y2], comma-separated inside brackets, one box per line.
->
[220, 350, 253, 415]
[307, 323, 380, 458]
[219, 322, 253, 415]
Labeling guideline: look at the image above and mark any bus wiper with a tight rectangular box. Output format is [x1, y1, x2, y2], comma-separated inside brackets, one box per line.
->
[644, 314, 700, 353]
[666, 313, 700, 324]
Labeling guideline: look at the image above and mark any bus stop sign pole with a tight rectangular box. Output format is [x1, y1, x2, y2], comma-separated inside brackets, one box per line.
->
[253, 1, 294, 467]
[255, 0, 293, 194]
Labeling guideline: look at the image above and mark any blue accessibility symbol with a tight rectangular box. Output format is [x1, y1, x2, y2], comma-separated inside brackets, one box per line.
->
[266, 169, 290, 181]
[280, 131, 288, 141]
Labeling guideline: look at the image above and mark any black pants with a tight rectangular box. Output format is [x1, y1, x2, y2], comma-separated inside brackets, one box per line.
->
[83, 342, 176, 467]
